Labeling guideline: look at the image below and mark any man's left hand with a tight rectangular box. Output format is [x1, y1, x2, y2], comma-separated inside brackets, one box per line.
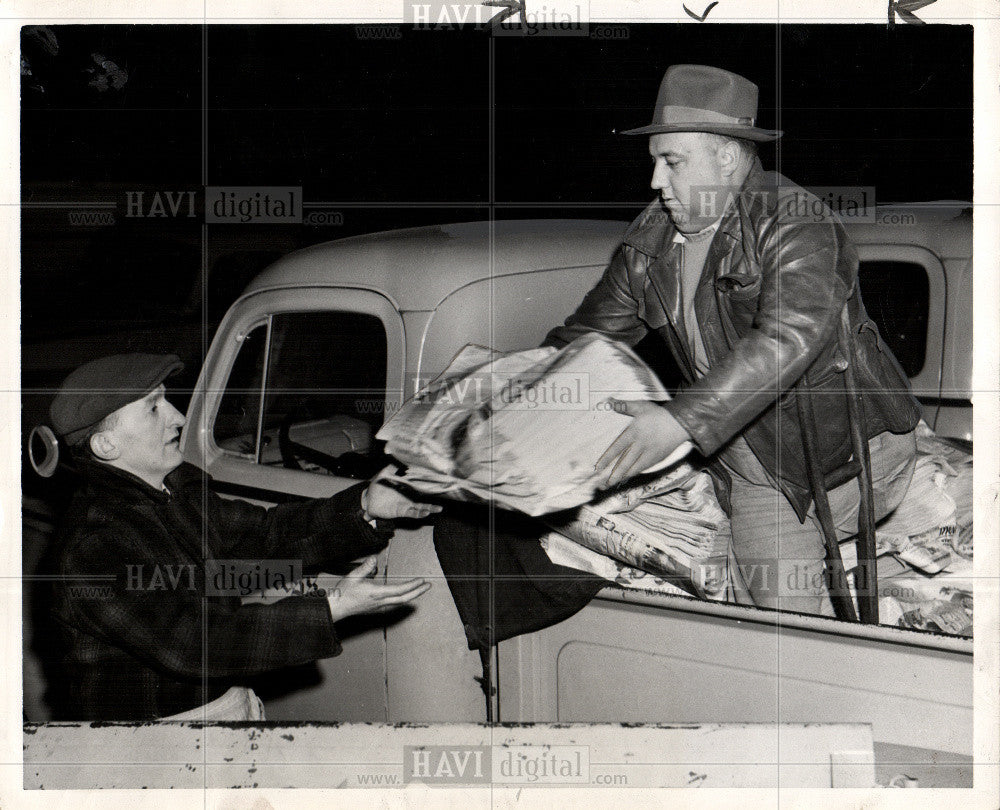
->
[595, 400, 691, 489]
[363, 469, 443, 521]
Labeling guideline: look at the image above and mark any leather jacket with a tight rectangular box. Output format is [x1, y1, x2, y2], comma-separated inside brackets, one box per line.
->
[545, 159, 921, 520]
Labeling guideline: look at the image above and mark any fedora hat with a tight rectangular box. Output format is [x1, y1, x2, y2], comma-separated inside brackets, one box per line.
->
[623, 64, 782, 142]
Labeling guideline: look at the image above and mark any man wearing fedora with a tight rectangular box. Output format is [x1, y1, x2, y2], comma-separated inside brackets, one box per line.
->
[47, 353, 440, 720]
[546, 65, 921, 615]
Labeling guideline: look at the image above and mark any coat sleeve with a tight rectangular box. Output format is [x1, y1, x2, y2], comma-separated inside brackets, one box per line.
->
[543, 244, 650, 349]
[59, 530, 346, 680]
[198, 479, 391, 567]
[664, 216, 856, 456]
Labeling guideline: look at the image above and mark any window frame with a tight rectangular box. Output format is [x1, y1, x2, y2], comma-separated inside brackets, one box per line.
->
[855, 244, 946, 400]
[189, 286, 405, 499]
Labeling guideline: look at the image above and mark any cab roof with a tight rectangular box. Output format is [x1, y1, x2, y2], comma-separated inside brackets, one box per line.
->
[243, 210, 971, 310]
[242, 220, 629, 311]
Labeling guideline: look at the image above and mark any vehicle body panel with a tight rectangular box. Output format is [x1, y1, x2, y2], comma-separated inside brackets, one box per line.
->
[182, 213, 973, 754]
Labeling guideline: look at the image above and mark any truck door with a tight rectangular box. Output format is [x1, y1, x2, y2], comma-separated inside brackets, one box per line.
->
[183, 286, 404, 721]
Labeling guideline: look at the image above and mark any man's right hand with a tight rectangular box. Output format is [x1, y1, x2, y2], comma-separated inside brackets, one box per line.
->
[595, 399, 692, 489]
[325, 556, 430, 623]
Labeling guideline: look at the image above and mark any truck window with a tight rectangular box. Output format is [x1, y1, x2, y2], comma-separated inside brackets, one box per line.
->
[213, 310, 390, 479]
[214, 321, 268, 454]
[858, 260, 929, 378]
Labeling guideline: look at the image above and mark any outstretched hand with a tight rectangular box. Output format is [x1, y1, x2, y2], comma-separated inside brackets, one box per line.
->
[362, 467, 443, 521]
[595, 399, 691, 489]
[325, 556, 431, 622]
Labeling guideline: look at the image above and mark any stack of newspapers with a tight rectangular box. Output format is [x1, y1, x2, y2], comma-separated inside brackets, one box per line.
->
[853, 421, 974, 636]
[864, 422, 973, 575]
[377, 334, 729, 595]
[376, 333, 693, 516]
[542, 468, 731, 599]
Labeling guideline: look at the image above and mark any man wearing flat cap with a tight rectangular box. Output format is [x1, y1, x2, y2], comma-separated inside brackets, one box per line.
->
[546, 65, 921, 615]
[48, 353, 439, 720]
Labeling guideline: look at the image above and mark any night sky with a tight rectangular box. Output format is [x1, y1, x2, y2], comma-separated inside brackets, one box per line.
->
[22, 25, 972, 198]
[20, 23, 972, 371]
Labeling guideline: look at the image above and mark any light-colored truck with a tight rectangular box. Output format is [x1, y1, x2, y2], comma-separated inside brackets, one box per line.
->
[140, 209, 979, 772]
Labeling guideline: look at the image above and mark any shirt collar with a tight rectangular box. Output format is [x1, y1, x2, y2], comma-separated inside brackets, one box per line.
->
[672, 219, 722, 244]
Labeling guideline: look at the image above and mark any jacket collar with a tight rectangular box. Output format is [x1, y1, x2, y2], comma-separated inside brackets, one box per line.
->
[624, 157, 766, 257]
[76, 456, 176, 505]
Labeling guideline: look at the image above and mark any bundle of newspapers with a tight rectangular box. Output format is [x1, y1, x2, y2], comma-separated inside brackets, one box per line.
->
[859, 421, 974, 636]
[377, 334, 729, 596]
[541, 469, 731, 600]
[377, 333, 693, 516]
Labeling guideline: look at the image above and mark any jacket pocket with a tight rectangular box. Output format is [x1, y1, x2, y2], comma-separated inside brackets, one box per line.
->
[715, 271, 762, 302]
[778, 365, 845, 410]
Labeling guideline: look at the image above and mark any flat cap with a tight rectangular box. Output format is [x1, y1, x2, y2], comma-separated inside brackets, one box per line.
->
[50, 353, 184, 446]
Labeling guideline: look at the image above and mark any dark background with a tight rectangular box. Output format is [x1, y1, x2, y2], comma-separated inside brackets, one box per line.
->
[19, 22, 973, 721]
[21, 21, 973, 430]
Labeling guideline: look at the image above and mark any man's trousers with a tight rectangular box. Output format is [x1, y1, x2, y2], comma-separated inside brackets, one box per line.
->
[722, 429, 918, 616]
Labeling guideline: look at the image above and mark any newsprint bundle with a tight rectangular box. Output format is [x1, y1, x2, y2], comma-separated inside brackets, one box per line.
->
[376, 334, 973, 626]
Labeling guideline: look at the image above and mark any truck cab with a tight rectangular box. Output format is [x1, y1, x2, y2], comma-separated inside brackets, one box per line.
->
[179, 211, 973, 768]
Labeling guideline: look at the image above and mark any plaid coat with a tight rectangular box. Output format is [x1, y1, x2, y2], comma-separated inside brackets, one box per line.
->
[51, 459, 391, 720]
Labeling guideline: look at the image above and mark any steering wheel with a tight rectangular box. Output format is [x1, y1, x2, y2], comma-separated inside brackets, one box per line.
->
[277, 416, 385, 479]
